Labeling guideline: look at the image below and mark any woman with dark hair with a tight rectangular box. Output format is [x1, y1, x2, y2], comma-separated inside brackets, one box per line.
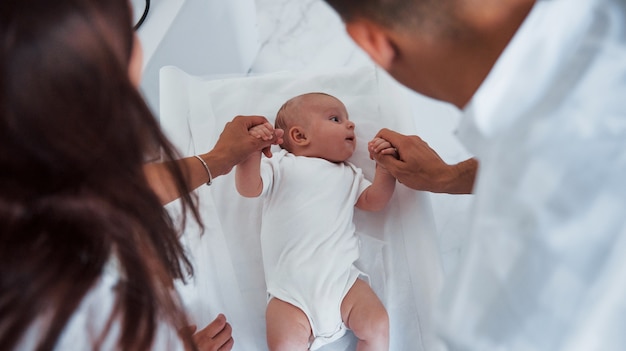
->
[0, 1, 281, 350]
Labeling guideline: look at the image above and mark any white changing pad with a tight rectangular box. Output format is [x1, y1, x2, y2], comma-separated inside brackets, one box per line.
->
[160, 65, 445, 351]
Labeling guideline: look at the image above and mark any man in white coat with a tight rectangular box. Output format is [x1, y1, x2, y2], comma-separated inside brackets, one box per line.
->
[324, 0, 626, 350]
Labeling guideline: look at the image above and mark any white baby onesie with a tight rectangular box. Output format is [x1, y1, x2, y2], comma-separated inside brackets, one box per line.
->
[259, 149, 371, 349]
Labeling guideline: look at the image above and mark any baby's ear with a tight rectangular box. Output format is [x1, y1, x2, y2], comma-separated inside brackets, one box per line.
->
[290, 126, 310, 146]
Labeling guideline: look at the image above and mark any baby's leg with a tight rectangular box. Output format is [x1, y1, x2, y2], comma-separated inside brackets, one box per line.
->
[340, 278, 389, 351]
[266, 297, 312, 351]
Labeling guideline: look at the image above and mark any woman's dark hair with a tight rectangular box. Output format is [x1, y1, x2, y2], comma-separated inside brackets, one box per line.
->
[0, 1, 200, 350]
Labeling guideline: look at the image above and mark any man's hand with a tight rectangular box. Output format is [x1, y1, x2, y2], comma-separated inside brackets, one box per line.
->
[370, 128, 476, 194]
[368, 136, 399, 159]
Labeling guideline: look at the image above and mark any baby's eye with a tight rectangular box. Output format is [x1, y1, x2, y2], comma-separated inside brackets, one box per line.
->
[329, 116, 340, 122]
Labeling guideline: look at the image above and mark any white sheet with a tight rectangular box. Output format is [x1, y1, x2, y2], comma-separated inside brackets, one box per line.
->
[160, 65, 445, 351]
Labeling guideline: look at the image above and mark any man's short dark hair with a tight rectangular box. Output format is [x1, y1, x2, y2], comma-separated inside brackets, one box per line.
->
[324, 0, 422, 28]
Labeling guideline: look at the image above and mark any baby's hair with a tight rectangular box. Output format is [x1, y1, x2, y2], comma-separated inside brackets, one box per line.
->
[274, 92, 336, 151]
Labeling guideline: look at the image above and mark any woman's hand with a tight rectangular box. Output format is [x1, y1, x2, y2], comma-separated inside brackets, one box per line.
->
[188, 314, 234, 351]
[210, 116, 284, 177]
[145, 116, 284, 204]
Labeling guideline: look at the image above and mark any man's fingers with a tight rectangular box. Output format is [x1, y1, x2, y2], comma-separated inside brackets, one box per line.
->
[374, 152, 401, 171]
[380, 147, 399, 159]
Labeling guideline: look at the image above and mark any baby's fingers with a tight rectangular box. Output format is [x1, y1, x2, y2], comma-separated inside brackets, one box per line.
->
[249, 122, 275, 140]
[368, 138, 391, 153]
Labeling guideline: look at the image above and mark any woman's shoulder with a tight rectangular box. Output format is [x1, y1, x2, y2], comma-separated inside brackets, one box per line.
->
[19, 257, 184, 351]
[15, 260, 121, 350]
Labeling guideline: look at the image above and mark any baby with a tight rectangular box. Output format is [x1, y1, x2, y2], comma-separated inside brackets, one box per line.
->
[235, 92, 397, 350]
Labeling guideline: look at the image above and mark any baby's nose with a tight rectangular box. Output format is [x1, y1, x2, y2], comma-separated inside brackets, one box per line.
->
[347, 121, 355, 129]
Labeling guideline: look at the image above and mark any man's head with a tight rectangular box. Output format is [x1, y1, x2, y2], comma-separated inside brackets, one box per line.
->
[325, 0, 534, 108]
[275, 93, 356, 163]
[325, 0, 445, 31]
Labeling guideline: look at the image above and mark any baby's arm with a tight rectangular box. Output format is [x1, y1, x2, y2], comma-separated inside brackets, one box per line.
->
[356, 137, 398, 211]
[235, 122, 275, 197]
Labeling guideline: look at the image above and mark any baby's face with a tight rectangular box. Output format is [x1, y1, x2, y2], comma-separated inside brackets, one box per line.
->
[302, 94, 356, 162]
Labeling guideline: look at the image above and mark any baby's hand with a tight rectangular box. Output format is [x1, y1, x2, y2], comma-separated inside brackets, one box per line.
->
[249, 122, 276, 141]
[368, 137, 399, 159]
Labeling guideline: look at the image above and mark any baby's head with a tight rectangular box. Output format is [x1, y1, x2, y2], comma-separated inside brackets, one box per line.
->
[275, 93, 356, 163]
